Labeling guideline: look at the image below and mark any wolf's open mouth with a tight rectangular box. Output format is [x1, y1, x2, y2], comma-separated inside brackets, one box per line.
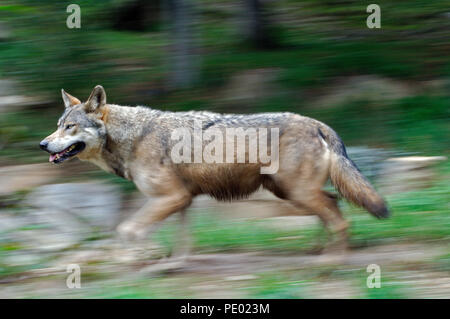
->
[49, 142, 85, 164]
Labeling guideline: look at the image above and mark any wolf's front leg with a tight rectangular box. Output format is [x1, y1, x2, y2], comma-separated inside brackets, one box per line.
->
[117, 193, 192, 241]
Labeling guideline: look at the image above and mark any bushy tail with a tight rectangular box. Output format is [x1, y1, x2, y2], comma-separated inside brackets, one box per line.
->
[318, 125, 390, 219]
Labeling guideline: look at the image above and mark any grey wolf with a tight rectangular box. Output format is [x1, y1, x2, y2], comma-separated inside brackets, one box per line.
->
[40, 85, 389, 256]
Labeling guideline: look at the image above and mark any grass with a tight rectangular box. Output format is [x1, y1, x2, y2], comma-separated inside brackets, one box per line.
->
[246, 273, 307, 299]
[190, 211, 319, 253]
[351, 165, 449, 242]
[364, 278, 407, 299]
[433, 253, 450, 272]
[149, 161, 449, 255]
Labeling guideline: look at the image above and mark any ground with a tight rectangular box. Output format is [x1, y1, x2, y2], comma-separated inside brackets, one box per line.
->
[0, 240, 449, 299]
[0, 169, 449, 298]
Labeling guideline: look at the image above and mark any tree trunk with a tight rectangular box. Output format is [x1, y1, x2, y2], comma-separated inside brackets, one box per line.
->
[165, 0, 199, 90]
[242, 0, 277, 49]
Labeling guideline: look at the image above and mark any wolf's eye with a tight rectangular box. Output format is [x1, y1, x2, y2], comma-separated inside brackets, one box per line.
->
[65, 124, 75, 130]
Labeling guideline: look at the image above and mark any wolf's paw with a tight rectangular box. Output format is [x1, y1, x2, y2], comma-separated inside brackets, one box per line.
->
[116, 220, 148, 241]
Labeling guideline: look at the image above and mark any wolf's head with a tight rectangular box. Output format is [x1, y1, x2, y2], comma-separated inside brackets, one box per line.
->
[40, 85, 108, 164]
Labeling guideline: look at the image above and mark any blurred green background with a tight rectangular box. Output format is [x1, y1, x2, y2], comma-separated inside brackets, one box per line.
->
[0, 0, 448, 298]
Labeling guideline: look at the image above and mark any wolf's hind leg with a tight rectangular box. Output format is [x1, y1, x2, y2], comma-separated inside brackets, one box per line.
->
[291, 190, 349, 253]
[170, 209, 192, 260]
[319, 190, 349, 251]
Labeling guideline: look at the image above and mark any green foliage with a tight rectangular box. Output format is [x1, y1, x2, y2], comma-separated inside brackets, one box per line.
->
[303, 95, 450, 154]
[434, 253, 450, 272]
[187, 210, 320, 253]
[364, 278, 406, 299]
[0, 109, 60, 163]
[247, 273, 306, 299]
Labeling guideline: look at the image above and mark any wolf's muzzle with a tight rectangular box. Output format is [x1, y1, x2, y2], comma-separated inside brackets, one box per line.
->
[39, 140, 49, 151]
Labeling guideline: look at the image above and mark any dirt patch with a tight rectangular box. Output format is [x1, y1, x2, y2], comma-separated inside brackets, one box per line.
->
[0, 242, 447, 298]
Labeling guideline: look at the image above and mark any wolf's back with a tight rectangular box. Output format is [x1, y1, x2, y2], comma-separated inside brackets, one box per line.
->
[318, 124, 390, 219]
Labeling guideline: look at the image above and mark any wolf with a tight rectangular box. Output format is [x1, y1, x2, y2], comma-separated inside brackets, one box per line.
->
[40, 85, 389, 257]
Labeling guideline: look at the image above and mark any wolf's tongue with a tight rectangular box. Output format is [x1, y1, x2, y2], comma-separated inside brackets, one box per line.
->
[49, 149, 67, 162]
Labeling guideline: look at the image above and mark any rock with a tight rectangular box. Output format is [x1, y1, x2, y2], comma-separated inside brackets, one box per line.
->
[1, 251, 43, 267]
[0, 211, 26, 234]
[313, 75, 414, 108]
[0, 164, 61, 196]
[17, 182, 122, 251]
[0, 96, 44, 109]
[25, 182, 122, 230]
[419, 79, 450, 95]
[346, 146, 399, 181]
[14, 227, 82, 252]
[0, 23, 11, 40]
[224, 274, 257, 281]
[219, 68, 280, 108]
[378, 156, 447, 194]
[0, 79, 49, 113]
[0, 80, 17, 96]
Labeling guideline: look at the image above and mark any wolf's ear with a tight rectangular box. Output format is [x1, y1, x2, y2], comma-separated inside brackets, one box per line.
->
[61, 89, 81, 108]
[85, 85, 106, 113]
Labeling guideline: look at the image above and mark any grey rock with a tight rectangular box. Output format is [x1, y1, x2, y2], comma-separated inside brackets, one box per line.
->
[0, 211, 26, 234]
[20, 182, 122, 251]
[346, 146, 402, 181]
[0, 80, 17, 96]
[14, 227, 82, 252]
[0, 79, 49, 113]
[313, 75, 414, 108]
[0, 164, 61, 196]
[0, 22, 11, 40]
[1, 251, 43, 267]
[378, 156, 447, 194]
[26, 182, 122, 229]
[219, 68, 280, 107]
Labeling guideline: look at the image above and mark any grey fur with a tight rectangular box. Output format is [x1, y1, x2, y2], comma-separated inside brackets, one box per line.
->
[40, 85, 389, 255]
